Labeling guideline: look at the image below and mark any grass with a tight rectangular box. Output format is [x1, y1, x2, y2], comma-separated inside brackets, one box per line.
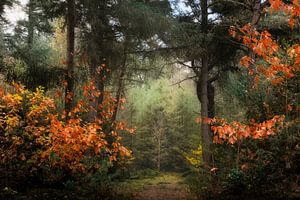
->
[113, 172, 185, 193]
[1, 172, 187, 200]
[110, 172, 196, 200]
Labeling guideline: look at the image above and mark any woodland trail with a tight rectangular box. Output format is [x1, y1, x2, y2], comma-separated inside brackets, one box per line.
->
[133, 182, 195, 200]
[123, 173, 196, 200]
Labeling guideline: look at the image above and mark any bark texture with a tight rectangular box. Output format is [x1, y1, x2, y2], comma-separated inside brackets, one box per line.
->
[199, 0, 212, 166]
[65, 0, 75, 116]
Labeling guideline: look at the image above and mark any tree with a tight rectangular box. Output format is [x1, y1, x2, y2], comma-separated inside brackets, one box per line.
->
[0, 25, 5, 70]
[147, 106, 168, 171]
[64, 0, 75, 116]
[120, 71, 201, 172]
[25, 0, 52, 48]
[166, 88, 201, 171]
[170, 0, 244, 167]
[2, 0, 58, 89]
[206, 0, 299, 195]
[79, 0, 172, 120]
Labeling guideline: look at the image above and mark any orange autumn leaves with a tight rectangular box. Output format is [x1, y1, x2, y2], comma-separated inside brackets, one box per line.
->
[201, 1, 299, 145]
[269, 0, 300, 28]
[232, 26, 297, 85]
[210, 116, 285, 144]
[230, 0, 300, 86]
[196, 116, 285, 144]
[0, 82, 133, 172]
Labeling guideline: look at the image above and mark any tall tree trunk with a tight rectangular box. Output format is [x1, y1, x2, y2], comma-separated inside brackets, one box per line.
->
[88, 24, 106, 121]
[249, 0, 262, 82]
[208, 81, 215, 166]
[27, 0, 34, 48]
[87, 50, 102, 121]
[157, 132, 161, 171]
[196, 61, 212, 166]
[111, 46, 127, 123]
[26, 0, 35, 89]
[208, 82, 215, 118]
[200, 0, 212, 167]
[65, 0, 75, 117]
[251, 0, 262, 29]
[245, 0, 262, 117]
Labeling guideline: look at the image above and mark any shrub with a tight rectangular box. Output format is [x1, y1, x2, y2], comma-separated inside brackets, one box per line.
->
[0, 82, 133, 188]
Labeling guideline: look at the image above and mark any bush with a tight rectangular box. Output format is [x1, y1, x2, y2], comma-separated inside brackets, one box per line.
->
[0, 82, 133, 189]
[226, 168, 245, 194]
[129, 169, 160, 179]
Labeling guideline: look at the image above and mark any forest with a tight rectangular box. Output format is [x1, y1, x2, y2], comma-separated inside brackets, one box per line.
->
[0, 0, 299, 199]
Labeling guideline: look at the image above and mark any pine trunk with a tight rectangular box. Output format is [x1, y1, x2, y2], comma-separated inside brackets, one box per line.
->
[157, 132, 161, 171]
[111, 46, 127, 123]
[87, 21, 106, 120]
[65, 0, 75, 117]
[208, 82, 215, 118]
[27, 0, 34, 48]
[200, 0, 212, 167]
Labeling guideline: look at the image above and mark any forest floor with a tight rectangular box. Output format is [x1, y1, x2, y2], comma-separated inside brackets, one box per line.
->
[115, 173, 197, 200]
[0, 172, 197, 200]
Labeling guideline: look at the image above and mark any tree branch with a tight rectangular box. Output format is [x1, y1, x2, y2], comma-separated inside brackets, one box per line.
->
[176, 60, 193, 68]
[170, 76, 197, 86]
[127, 45, 191, 55]
[208, 0, 252, 10]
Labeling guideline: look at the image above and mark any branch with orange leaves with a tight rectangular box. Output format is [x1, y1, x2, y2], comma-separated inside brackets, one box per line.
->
[229, 0, 300, 86]
[196, 115, 285, 144]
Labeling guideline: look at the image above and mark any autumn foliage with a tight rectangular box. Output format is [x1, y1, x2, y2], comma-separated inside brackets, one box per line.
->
[269, 0, 300, 28]
[206, 0, 299, 146]
[209, 116, 285, 144]
[0, 81, 132, 173]
[229, 0, 300, 86]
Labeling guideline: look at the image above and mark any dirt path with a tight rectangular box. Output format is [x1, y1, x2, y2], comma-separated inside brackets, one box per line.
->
[133, 183, 194, 200]
[128, 173, 196, 200]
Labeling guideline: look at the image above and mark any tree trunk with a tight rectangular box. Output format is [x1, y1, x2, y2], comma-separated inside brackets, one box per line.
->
[251, 0, 262, 29]
[65, 0, 75, 117]
[249, 0, 262, 82]
[208, 82, 215, 119]
[86, 20, 107, 121]
[87, 51, 102, 121]
[200, 0, 212, 167]
[157, 131, 161, 171]
[244, 0, 263, 120]
[111, 46, 127, 123]
[208, 81, 215, 166]
[196, 61, 212, 167]
[27, 0, 34, 48]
